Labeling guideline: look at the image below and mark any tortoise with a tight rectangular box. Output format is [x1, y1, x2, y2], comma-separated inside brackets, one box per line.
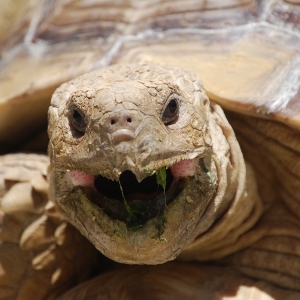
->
[1, 0, 300, 299]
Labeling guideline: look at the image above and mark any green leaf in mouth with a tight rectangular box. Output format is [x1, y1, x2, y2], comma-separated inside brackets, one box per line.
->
[124, 203, 137, 221]
[200, 158, 213, 180]
[144, 168, 151, 174]
[118, 180, 137, 223]
[156, 166, 167, 206]
[128, 224, 143, 231]
[118, 167, 168, 232]
[156, 167, 167, 191]
[156, 215, 166, 241]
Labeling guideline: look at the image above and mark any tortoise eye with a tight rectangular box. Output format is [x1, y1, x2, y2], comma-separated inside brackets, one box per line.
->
[70, 107, 87, 134]
[161, 95, 179, 125]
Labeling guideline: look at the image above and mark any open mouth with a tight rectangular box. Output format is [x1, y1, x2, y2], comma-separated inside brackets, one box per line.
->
[68, 159, 196, 230]
[75, 170, 185, 230]
[55, 156, 216, 264]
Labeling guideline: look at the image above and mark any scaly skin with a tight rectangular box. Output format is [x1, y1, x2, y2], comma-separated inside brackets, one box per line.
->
[0, 154, 100, 300]
[48, 64, 262, 265]
[2, 64, 300, 299]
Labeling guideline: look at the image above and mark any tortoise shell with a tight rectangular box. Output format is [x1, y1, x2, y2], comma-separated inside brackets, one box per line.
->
[0, 0, 299, 152]
[1, 1, 300, 299]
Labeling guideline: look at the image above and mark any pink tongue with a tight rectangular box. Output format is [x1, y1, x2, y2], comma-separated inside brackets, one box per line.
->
[69, 170, 95, 186]
[170, 159, 196, 177]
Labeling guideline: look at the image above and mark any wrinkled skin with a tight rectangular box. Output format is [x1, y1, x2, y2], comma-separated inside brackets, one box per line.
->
[2, 64, 300, 299]
[48, 64, 261, 265]
[0, 154, 101, 300]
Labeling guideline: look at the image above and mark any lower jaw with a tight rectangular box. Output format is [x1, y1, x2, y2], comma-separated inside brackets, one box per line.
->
[66, 158, 199, 230]
[52, 156, 219, 263]
[54, 172, 215, 264]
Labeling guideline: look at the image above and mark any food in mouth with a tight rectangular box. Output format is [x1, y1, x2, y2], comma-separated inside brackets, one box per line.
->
[67, 159, 196, 229]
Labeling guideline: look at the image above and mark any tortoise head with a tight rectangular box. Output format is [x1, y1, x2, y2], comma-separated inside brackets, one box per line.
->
[47, 64, 222, 264]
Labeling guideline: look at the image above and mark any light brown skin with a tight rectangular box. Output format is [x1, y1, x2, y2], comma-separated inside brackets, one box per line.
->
[48, 64, 261, 265]
[1, 64, 300, 299]
[0, 0, 300, 298]
[1, 153, 300, 299]
[0, 154, 100, 300]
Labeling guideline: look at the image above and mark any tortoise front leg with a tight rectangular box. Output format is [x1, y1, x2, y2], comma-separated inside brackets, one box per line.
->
[0, 154, 100, 300]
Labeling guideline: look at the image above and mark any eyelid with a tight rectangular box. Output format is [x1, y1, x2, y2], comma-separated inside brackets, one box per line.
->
[69, 104, 88, 121]
[161, 94, 180, 114]
[68, 105, 88, 137]
[161, 93, 180, 125]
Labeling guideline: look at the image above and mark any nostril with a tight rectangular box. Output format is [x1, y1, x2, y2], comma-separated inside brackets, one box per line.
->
[106, 114, 135, 131]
